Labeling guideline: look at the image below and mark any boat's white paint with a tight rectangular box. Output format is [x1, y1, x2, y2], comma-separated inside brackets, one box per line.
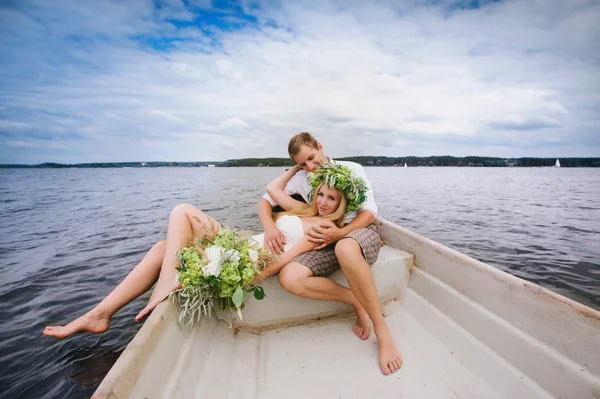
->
[92, 218, 600, 399]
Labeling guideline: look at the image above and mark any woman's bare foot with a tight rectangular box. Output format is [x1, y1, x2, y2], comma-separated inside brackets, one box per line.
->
[43, 309, 110, 339]
[352, 304, 372, 340]
[134, 287, 176, 322]
[376, 326, 403, 375]
[134, 305, 154, 322]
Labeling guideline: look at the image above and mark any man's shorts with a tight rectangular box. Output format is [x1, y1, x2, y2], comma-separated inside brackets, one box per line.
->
[292, 224, 381, 277]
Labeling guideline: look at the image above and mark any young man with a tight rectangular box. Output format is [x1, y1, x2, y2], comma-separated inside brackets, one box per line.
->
[257, 132, 403, 375]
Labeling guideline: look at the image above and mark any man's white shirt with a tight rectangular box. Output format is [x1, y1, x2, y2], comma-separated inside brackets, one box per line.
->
[262, 160, 377, 224]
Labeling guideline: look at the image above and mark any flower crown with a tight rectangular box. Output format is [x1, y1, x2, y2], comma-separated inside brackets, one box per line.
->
[307, 163, 368, 212]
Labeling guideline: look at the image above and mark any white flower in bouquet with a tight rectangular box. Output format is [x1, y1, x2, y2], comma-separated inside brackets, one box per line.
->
[203, 260, 221, 277]
[248, 249, 258, 263]
[203, 245, 224, 276]
[222, 249, 240, 263]
[205, 245, 224, 262]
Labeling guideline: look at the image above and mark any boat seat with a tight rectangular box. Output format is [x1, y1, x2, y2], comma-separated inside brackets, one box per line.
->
[218, 245, 415, 330]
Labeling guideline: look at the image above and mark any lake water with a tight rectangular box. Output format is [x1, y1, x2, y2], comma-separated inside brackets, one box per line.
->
[1, 167, 599, 398]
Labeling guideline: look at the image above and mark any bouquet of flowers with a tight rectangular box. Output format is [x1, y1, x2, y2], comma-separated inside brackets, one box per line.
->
[170, 223, 274, 327]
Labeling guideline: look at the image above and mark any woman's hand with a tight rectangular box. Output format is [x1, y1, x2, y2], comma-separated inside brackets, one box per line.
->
[251, 274, 264, 286]
[264, 227, 286, 254]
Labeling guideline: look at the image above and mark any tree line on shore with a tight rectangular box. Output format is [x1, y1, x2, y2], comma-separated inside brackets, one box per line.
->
[2, 156, 599, 168]
[213, 156, 600, 167]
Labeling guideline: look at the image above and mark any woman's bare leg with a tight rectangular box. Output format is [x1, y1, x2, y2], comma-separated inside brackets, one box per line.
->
[135, 204, 220, 321]
[43, 204, 219, 338]
[43, 240, 166, 338]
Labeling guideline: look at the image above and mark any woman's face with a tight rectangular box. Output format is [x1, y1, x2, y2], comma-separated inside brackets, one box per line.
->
[316, 185, 342, 216]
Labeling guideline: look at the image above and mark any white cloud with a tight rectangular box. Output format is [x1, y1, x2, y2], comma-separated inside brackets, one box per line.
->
[221, 117, 250, 129]
[148, 109, 185, 123]
[0, 0, 599, 164]
[215, 59, 234, 76]
[6, 140, 39, 148]
[0, 120, 31, 129]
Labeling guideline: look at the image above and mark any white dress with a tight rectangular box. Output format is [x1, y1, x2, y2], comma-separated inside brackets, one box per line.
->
[250, 215, 304, 253]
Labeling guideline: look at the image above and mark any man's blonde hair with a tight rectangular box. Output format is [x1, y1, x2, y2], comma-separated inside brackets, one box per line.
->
[288, 132, 319, 158]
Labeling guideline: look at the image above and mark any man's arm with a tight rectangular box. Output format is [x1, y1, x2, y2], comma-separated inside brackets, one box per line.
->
[306, 209, 375, 249]
[257, 198, 287, 254]
[338, 209, 376, 235]
[266, 165, 308, 211]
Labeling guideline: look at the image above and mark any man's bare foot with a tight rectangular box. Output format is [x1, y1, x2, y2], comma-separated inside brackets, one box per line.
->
[352, 304, 372, 340]
[376, 327, 403, 375]
[43, 309, 110, 339]
[134, 288, 175, 322]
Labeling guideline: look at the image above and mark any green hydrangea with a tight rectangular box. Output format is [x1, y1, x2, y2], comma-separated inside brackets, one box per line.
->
[241, 266, 256, 285]
[308, 163, 368, 212]
[218, 279, 236, 298]
[220, 261, 242, 287]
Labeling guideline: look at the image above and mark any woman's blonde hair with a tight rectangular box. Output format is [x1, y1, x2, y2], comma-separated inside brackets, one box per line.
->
[275, 183, 347, 228]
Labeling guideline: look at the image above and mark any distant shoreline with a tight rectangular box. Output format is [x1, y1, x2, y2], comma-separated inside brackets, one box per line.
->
[1, 156, 599, 168]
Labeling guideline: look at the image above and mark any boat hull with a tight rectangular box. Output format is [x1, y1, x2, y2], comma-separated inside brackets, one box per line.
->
[93, 218, 600, 398]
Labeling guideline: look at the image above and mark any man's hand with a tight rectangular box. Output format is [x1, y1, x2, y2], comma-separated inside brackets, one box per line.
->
[264, 227, 286, 255]
[307, 220, 345, 250]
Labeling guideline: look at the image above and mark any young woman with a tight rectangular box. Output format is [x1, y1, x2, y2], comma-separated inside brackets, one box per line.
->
[43, 164, 362, 339]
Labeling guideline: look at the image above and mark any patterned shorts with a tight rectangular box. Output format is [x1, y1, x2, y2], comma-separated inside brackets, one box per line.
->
[292, 224, 381, 277]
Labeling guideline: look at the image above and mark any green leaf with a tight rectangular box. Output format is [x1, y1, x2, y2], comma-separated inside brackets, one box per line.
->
[253, 286, 265, 300]
[232, 286, 244, 309]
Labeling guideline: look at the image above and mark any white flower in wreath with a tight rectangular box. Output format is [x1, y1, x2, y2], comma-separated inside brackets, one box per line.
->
[248, 249, 258, 263]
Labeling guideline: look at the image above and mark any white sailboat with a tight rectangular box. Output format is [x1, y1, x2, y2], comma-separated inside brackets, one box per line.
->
[555, 159, 561, 168]
[404, 162, 407, 168]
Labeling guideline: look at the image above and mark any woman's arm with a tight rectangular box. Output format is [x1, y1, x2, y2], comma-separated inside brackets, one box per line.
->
[252, 235, 317, 283]
[266, 165, 309, 211]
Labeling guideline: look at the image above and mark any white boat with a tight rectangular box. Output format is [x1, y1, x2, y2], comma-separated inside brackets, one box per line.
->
[93, 218, 600, 399]
[555, 159, 561, 168]
[404, 162, 407, 168]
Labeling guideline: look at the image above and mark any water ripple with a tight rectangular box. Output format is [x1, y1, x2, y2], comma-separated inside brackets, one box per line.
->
[0, 166, 599, 398]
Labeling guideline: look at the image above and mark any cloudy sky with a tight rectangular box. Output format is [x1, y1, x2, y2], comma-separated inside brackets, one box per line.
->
[1, 0, 599, 164]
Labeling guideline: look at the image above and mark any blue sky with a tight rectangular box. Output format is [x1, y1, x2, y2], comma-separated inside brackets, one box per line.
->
[1, 0, 599, 164]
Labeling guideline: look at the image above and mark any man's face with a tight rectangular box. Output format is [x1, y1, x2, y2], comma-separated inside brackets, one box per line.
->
[292, 143, 329, 172]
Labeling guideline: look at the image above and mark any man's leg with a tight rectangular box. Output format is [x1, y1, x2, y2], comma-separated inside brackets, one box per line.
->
[279, 263, 372, 340]
[335, 238, 403, 375]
